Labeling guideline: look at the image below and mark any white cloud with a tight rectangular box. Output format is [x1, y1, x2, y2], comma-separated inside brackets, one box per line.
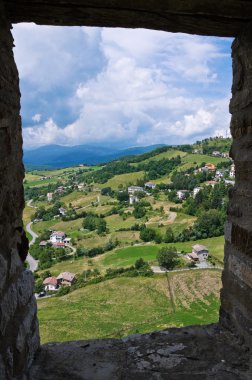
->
[32, 114, 41, 122]
[13, 25, 232, 149]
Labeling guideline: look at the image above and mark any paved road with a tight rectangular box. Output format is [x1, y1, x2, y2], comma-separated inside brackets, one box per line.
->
[26, 221, 39, 272]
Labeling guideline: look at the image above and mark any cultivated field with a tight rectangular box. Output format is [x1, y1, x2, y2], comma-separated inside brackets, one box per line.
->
[38, 270, 221, 343]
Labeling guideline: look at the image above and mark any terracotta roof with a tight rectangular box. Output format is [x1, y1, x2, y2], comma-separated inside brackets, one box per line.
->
[43, 277, 57, 286]
[57, 272, 76, 282]
[53, 242, 65, 247]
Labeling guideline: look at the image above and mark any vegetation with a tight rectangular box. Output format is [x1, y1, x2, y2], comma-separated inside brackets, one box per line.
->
[37, 270, 222, 343]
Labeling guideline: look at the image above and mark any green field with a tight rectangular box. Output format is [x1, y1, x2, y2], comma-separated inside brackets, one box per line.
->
[99, 236, 224, 268]
[39, 235, 224, 279]
[95, 171, 145, 190]
[178, 153, 230, 172]
[131, 149, 187, 166]
[38, 270, 221, 343]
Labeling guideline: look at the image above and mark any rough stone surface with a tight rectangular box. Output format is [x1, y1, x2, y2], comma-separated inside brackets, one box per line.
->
[4, 0, 252, 37]
[220, 22, 252, 348]
[0, 2, 40, 379]
[1, 0, 252, 379]
[29, 325, 252, 380]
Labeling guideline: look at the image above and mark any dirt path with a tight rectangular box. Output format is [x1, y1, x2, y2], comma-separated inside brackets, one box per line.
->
[146, 208, 177, 226]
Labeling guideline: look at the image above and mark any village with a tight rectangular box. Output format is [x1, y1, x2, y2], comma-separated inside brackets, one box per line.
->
[23, 138, 233, 340]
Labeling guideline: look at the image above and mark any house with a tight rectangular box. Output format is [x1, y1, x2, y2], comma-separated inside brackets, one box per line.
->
[128, 186, 144, 194]
[212, 151, 221, 157]
[204, 163, 216, 172]
[193, 187, 202, 198]
[129, 194, 139, 204]
[55, 186, 66, 194]
[145, 182, 156, 189]
[59, 207, 66, 216]
[191, 244, 209, 261]
[43, 277, 58, 291]
[57, 272, 76, 286]
[176, 190, 189, 200]
[47, 192, 53, 202]
[50, 231, 66, 244]
[215, 170, 224, 179]
[64, 237, 71, 244]
[77, 183, 85, 190]
[229, 163, 235, 178]
[53, 242, 65, 248]
[39, 241, 48, 247]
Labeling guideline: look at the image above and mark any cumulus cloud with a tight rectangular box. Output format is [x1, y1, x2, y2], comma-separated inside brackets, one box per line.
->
[32, 114, 41, 122]
[13, 25, 232, 149]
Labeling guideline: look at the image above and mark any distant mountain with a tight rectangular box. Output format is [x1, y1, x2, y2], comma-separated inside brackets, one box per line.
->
[23, 144, 165, 169]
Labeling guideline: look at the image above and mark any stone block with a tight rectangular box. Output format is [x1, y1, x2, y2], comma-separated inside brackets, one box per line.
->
[0, 254, 7, 293]
[17, 270, 34, 308]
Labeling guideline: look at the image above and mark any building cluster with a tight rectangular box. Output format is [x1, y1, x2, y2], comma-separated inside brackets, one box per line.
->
[47, 185, 67, 202]
[176, 162, 235, 200]
[42, 271, 76, 291]
[127, 183, 156, 204]
[188, 244, 209, 262]
[39, 230, 71, 249]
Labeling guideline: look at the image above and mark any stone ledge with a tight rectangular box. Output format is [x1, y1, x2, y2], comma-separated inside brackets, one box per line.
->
[28, 324, 252, 380]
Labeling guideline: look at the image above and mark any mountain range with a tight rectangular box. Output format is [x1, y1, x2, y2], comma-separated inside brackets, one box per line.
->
[23, 144, 165, 169]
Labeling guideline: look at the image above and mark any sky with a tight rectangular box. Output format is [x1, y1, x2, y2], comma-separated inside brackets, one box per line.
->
[13, 24, 233, 150]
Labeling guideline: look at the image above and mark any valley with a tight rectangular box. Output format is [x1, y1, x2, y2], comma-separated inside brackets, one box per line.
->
[23, 137, 232, 343]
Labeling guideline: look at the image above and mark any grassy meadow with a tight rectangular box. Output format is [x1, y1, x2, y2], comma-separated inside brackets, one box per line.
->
[38, 270, 221, 343]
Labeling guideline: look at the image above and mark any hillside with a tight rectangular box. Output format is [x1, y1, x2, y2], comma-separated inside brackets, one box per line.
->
[24, 136, 231, 344]
[38, 270, 221, 343]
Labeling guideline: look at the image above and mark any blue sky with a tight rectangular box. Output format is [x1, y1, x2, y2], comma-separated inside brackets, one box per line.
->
[13, 24, 233, 150]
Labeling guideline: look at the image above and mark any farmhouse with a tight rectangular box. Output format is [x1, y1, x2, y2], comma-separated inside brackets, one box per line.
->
[57, 272, 76, 286]
[128, 185, 144, 194]
[50, 231, 66, 244]
[176, 190, 188, 200]
[191, 244, 209, 261]
[43, 277, 58, 291]
[193, 187, 201, 198]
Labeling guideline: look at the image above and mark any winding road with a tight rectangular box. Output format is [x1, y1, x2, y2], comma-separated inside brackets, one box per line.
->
[26, 200, 39, 272]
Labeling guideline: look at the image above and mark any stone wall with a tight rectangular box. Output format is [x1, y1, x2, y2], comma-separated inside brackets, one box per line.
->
[0, 2, 40, 379]
[220, 22, 252, 348]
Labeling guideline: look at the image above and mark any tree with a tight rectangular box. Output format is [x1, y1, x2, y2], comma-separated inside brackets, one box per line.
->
[97, 218, 107, 235]
[157, 246, 179, 270]
[140, 227, 156, 242]
[135, 258, 146, 269]
[163, 227, 174, 243]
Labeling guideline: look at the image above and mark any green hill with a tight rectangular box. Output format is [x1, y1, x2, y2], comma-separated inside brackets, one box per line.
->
[38, 270, 221, 344]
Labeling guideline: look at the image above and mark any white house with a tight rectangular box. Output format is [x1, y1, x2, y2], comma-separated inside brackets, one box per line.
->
[47, 192, 53, 202]
[59, 207, 66, 216]
[229, 163, 235, 178]
[191, 244, 209, 261]
[145, 182, 156, 189]
[50, 231, 66, 244]
[176, 190, 188, 200]
[43, 277, 58, 291]
[193, 187, 202, 198]
[128, 186, 144, 195]
[212, 151, 221, 157]
[129, 194, 139, 205]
